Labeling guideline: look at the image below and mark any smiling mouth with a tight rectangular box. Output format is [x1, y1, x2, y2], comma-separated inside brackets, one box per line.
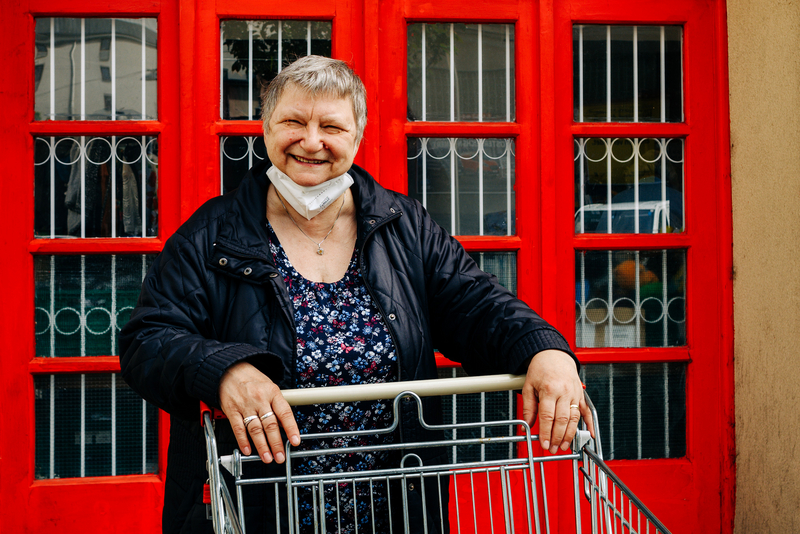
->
[292, 155, 326, 165]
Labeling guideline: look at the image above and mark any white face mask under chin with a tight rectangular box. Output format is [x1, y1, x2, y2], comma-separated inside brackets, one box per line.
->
[266, 165, 354, 220]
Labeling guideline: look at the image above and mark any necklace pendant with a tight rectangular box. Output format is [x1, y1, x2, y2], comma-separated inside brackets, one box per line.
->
[316, 247, 325, 255]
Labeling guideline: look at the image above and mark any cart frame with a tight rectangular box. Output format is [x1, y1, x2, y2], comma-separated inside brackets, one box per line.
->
[202, 374, 671, 534]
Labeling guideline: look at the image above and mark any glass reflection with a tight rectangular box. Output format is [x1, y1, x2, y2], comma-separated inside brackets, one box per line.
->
[35, 373, 158, 479]
[34, 255, 155, 358]
[573, 24, 682, 123]
[575, 249, 686, 348]
[574, 137, 684, 234]
[408, 137, 515, 236]
[34, 18, 157, 121]
[581, 363, 686, 460]
[220, 136, 267, 194]
[221, 20, 332, 120]
[407, 23, 515, 122]
[34, 136, 158, 238]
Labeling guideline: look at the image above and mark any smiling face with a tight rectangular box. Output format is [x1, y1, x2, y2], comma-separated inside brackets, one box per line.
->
[265, 84, 359, 187]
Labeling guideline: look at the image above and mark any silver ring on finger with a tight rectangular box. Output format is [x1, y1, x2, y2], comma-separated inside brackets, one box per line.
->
[243, 415, 259, 426]
[260, 411, 275, 421]
[569, 404, 580, 410]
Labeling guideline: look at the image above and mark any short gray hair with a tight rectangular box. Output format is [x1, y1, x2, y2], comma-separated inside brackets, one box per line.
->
[260, 56, 367, 144]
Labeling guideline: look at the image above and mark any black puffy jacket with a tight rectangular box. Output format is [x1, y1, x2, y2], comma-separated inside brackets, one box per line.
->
[120, 159, 575, 533]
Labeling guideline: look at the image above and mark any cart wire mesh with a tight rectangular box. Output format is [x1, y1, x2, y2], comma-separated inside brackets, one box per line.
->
[202, 374, 671, 534]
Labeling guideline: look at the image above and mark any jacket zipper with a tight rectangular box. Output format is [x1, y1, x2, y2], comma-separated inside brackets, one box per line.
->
[357, 212, 406, 441]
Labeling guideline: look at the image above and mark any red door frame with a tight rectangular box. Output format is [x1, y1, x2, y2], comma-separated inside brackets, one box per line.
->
[1, 0, 179, 531]
[1, 0, 733, 532]
[549, 1, 734, 532]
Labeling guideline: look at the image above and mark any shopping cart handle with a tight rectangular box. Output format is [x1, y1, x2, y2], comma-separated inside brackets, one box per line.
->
[200, 401, 227, 426]
[198, 374, 527, 425]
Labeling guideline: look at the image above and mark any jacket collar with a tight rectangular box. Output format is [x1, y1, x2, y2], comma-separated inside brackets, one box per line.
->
[217, 159, 401, 255]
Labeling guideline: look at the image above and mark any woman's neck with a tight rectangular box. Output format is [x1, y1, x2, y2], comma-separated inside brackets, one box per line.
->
[267, 185, 353, 239]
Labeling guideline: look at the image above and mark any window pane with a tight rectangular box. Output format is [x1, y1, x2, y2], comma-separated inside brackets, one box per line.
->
[468, 252, 517, 295]
[408, 138, 515, 236]
[220, 136, 267, 194]
[575, 250, 686, 348]
[34, 136, 158, 238]
[35, 373, 158, 479]
[407, 23, 515, 122]
[573, 25, 682, 123]
[34, 18, 157, 121]
[581, 363, 686, 460]
[221, 20, 332, 120]
[437, 367, 517, 462]
[574, 137, 684, 234]
[35, 255, 155, 357]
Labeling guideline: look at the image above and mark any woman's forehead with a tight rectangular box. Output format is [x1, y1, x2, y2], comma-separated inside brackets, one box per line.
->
[273, 85, 355, 120]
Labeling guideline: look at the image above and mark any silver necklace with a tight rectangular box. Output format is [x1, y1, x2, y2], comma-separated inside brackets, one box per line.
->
[276, 191, 345, 255]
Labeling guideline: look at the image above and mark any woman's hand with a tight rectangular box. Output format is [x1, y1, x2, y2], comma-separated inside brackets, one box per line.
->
[218, 361, 301, 463]
[521, 350, 595, 454]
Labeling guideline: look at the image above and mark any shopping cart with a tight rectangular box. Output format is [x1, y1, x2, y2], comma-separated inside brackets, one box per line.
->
[202, 374, 671, 534]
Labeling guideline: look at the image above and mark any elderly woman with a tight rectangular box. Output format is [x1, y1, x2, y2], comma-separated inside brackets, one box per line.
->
[120, 55, 592, 534]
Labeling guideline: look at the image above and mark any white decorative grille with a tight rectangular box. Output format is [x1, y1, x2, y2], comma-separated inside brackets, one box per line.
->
[574, 137, 684, 234]
[34, 136, 158, 238]
[575, 249, 686, 349]
[407, 138, 515, 236]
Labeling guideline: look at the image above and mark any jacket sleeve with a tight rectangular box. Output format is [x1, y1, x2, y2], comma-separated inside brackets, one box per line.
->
[119, 230, 277, 421]
[416, 205, 578, 377]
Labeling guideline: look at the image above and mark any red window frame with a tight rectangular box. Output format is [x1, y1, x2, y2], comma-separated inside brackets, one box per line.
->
[2, 1, 181, 531]
[550, 1, 733, 532]
[1, 0, 733, 532]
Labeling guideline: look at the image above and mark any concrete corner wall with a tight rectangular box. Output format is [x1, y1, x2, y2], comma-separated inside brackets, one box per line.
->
[727, 1, 800, 531]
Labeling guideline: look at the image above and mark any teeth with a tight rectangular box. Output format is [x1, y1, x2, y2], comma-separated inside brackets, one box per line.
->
[293, 155, 324, 164]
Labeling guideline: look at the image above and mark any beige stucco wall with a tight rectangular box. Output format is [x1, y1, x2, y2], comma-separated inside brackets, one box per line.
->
[728, 0, 800, 531]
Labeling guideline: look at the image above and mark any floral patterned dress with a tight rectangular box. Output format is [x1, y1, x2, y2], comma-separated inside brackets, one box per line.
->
[267, 224, 398, 534]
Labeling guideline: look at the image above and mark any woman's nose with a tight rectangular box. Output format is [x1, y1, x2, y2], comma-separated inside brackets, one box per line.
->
[300, 125, 324, 152]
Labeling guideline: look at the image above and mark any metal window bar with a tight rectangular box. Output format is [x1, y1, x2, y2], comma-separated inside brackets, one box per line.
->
[111, 19, 116, 121]
[578, 25, 584, 122]
[81, 19, 85, 121]
[608, 363, 615, 459]
[660, 27, 666, 123]
[111, 135, 117, 236]
[49, 374, 55, 478]
[478, 24, 483, 122]
[663, 362, 670, 458]
[421, 24, 427, 121]
[450, 138, 457, 234]
[449, 23, 455, 122]
[277, 21, 283, 73]
[577, 24, 678, 124]
[141, 19, 146, 120]
[49, 18, 55, 120]
[605, 25, 611, 122]
[505, 24, 511, 122]
[203, 376, 671, 534]
[80, 136, 86, 237]
[633, 26, 639, 122]
[248, 22, 253, 120]
[506, 140, 513, 236]
[605, 138, 612, 234]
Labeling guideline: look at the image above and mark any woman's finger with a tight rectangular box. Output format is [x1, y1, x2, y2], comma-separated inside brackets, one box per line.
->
[246, 415, 273, 462]
[230, 413, 255, 456]
[559, 399, 583, 451]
